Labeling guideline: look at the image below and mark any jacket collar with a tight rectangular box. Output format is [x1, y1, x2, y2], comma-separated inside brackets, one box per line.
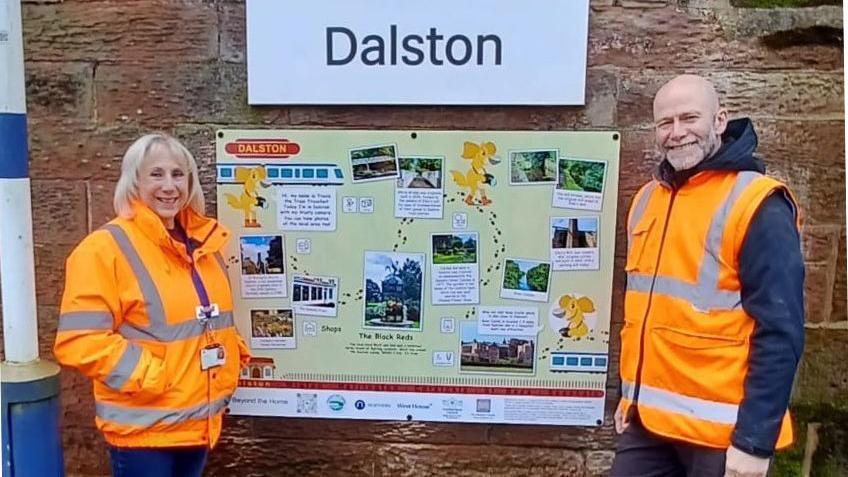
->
[129, 202, 230, 255]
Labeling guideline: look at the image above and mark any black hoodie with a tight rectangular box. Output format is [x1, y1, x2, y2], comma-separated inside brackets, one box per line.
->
[655, 118, 805, 457]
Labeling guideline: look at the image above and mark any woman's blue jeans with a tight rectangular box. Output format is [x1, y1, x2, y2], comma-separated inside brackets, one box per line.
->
[108, 445, 208, 477]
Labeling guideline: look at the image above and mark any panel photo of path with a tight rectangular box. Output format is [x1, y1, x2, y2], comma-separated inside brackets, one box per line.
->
[397, 156, 444, 189]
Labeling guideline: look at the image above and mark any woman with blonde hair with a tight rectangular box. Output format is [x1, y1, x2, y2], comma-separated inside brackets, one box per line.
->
[54, 133, 250, 477]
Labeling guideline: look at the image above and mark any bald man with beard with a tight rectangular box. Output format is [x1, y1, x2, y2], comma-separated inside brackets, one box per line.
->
[611, 75, 805, 477]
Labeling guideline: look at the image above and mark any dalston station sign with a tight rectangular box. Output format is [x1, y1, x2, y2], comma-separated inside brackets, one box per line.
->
[246, 0, 590, 105]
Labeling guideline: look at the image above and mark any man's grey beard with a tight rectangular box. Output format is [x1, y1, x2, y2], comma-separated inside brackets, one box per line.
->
[655, 129, 721, 172]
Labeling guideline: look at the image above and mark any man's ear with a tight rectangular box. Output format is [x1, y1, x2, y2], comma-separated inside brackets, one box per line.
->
[714, 107, 728, 135]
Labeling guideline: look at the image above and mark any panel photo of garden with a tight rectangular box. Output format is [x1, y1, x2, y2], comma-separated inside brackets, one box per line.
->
[557, 158, 606, 193]
[363, 251, 425, 330]
[432, 233, 478, 265]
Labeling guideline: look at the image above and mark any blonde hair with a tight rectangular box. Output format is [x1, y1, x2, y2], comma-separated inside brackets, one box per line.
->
[113, 133, 205, 218]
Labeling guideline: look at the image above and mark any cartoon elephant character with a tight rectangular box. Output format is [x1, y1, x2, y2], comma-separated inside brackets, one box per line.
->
[554, 294, 595, 340]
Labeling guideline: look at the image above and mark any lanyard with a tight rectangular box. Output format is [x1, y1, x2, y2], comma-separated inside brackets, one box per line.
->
[172, 225, 213, 315]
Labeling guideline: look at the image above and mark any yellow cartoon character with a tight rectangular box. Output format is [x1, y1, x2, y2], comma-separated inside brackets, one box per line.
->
[553, 294, 595, 339]
[450, 141, 500, 206]
[224, 165, 270, 227]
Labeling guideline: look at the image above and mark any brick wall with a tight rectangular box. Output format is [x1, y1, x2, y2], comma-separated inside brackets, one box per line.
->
[2, 0, 844, 475]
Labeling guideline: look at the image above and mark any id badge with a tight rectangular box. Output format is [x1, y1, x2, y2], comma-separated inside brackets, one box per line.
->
[195, 303, 220, 322]
[200, 344, 225, 370]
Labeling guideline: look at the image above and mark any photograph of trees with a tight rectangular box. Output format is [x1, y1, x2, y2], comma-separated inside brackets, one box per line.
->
[503, 259, 551, 292]
[510, 150, 557, 183]
[557, 159, 605, 193]
[432, 233, 477, 264]
[364, 252, 424, 329]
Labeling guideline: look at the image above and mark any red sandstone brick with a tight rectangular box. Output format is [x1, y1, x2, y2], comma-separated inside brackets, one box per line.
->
[27, 118, 144, 181]
[251, 417, 488, 445]
[831, 230, 846, 323]
[22, 1, 217, 63]
[94, 62, 261, 127]
[802, 225, 841, 263]
[25, 62, 94, 121]
[488, 422, 616, 450]
[31, 180, 88, 246]
[88, 181, 117, 231]
[206, 438, 374, 477]
[804, 262, 836, 324]
[588, 5, 842, 71]
[373, 443, 585, 477]
[34, 241, 74, 307]
[618, 71, 843, 128]
[220, 2, 245, 63]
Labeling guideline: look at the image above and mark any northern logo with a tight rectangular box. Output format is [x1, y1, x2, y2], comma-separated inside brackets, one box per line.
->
[355, 400, 366, 410]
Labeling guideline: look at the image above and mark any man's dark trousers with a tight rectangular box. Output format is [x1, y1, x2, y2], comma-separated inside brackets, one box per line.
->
[610, 415, 727, 477]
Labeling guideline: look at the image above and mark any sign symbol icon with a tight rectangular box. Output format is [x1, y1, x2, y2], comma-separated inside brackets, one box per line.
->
[452, 212, 468, 230]
[343, 196, 358, 213]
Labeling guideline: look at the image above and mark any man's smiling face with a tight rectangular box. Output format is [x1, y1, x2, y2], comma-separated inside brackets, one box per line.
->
[653, 75, 727, 171]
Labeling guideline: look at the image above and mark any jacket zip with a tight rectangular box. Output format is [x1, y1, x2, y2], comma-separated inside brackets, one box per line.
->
[630, 187, 677, 415]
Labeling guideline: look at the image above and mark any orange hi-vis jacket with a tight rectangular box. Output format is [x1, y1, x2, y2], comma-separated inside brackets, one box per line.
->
[55, 203, 249, 448]
[620, 170, 798, 450]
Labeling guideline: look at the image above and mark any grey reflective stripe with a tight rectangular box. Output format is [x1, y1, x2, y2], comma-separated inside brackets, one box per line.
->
[626, 275, 741, 310]
[628, 182, 658, 236]
[213, 252, 231, 287]
[621, 380, 738, 425]
[697, 171, 759, 295]
[627, 181, 658, 257]
[95, 397, 230, 427]
[58, 311, 113, 331]
[103, 342, 142, 391]
[118, 311, 235, 342]
[627, 172, 762, 311]
[102, 224, 167, 328]
[102, 224, 236, 342]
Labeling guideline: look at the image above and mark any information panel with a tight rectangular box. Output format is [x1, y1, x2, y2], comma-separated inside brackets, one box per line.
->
[217, 130, 619, 425]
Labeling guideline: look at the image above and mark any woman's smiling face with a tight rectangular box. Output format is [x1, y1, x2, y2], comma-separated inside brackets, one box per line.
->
[137, 143, 189, 229]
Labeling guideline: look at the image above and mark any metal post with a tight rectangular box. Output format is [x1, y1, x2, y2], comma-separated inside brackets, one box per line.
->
[1, 0, 64, 475]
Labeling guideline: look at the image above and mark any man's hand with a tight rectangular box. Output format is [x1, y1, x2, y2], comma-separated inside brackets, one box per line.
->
[614, 401, 630, 434]
[724, 445, 770, 477]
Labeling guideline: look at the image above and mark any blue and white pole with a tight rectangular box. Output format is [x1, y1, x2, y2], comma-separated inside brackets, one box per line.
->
[1, 1, 65, 475]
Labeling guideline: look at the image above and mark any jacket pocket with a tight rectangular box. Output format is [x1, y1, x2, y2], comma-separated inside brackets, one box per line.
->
[126, 342, 173, 402]
[651, 325, 748, 399]
[625, 216, 656, 272]
[652, 325, 744, 350]
[211, 332, 243, 396]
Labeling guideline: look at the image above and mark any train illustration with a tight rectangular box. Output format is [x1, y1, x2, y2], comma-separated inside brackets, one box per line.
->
[217, 163, 345, 186]
[549, 351, 608, 373]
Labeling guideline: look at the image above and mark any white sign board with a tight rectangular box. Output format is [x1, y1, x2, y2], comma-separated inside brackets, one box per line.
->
[246, 0, 590, 105]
